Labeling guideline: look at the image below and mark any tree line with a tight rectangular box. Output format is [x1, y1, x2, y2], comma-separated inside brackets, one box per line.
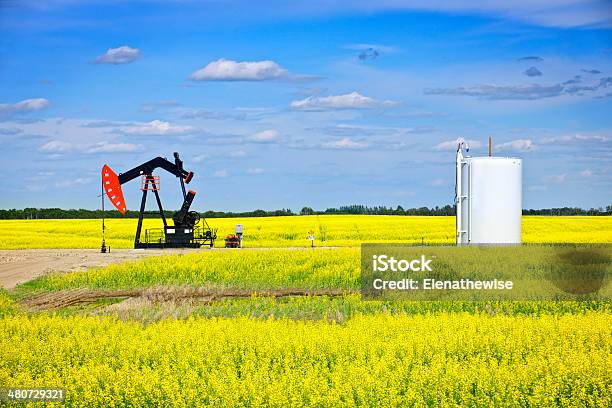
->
[0, 205, 610, 219]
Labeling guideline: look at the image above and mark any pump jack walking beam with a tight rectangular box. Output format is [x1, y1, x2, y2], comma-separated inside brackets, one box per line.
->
[117, 156, 193, 186]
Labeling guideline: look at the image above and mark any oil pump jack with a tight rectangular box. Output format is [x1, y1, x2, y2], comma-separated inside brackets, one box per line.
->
[101, 152, 217, 249]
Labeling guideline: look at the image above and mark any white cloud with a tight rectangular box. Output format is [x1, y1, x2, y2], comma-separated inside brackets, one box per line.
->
[426, 83, 564, 100]
[434, 138, 482, 151]
[213, 169, 228, 178]
[248, 129, 281, 143]
[426, 76, 612, 101]
[189, 59, 288, 81]
[0, 98, 50, 119]
[81, 120, 130, 128]
[13, 98, 50, 111]
[322, 137, 369, 149]
[85, 142, 142, 153]
[55, 177, 91, 188]
[39, 140, 72, 152]
[580, 169, 593, 177]
[495, 139, 534, 152]
[540, 133, 610, 144]
[95, 46, 140, 64]
[246, 168, 265, 174]
[291, 91, 399, 110]
[40, 139, 142, 154]
[122, 120, 192, 135]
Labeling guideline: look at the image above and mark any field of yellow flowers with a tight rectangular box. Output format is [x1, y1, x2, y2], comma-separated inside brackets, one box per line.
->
[1, 299, 610, 407]
[0, 215, 611, 249]
[1, 216, 611, 406]
[1, 245, 609, 406]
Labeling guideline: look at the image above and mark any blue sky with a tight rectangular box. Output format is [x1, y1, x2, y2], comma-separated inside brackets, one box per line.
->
[0, 0, 611, 212]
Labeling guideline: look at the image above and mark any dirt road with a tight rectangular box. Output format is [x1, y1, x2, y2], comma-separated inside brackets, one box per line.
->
[0, 248, 202, 289]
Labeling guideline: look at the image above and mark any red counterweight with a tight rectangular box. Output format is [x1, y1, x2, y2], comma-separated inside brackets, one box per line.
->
[102, 164, 127, 214]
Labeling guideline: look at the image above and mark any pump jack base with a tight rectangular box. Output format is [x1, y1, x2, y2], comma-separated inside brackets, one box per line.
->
[134, 242, 206, 249]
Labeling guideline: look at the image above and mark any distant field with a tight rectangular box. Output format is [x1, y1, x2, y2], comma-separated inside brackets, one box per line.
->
[0, 215, 610, 249]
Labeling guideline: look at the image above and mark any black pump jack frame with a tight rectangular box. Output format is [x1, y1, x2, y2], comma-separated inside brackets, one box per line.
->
[134, 173, 169, 248]
[110, 152, 215, 249]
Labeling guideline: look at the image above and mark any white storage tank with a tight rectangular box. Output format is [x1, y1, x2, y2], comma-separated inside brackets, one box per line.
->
[456, 140, 522, 245]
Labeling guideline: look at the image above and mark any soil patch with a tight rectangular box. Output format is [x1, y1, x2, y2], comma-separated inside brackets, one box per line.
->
[21, 287, 357, 310]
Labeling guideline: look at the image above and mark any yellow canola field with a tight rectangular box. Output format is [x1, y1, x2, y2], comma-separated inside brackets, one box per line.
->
[0, 313, 609, 407]
[0, 215, 610, 249]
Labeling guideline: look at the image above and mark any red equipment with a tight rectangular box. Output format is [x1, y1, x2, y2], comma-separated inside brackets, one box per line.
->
[224, 234, 241, 248]
[102, 164, 126, 214]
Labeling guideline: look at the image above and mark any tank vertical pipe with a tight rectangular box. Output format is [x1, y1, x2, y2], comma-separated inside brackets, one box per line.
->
[455, 140, 469, 245]
[455, 147, 462, 245]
